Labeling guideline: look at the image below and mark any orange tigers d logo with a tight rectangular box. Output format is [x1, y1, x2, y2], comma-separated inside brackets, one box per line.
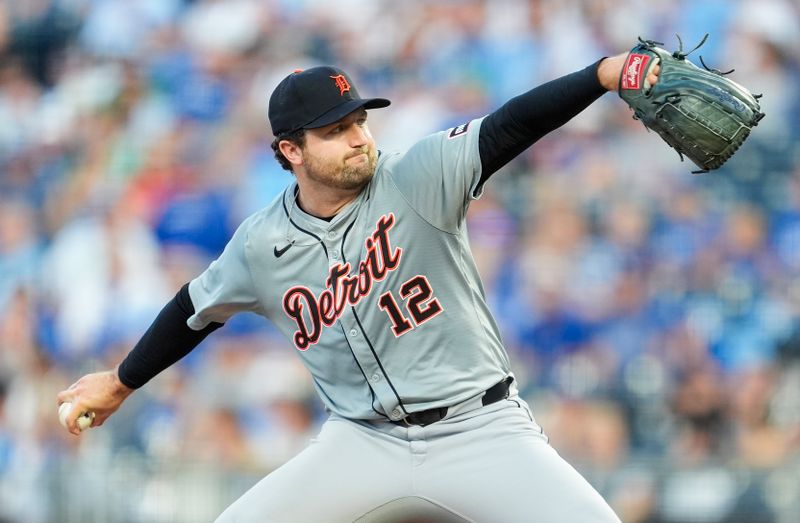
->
[330, 75, 351, 96]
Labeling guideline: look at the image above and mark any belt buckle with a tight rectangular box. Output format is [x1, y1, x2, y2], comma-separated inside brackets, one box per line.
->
[402, 412, 424, 427]
[396, 407, 446, 427]
[392, 410, 416, 427]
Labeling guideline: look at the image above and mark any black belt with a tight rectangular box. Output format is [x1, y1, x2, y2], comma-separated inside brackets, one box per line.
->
[393, 376, 513, 427]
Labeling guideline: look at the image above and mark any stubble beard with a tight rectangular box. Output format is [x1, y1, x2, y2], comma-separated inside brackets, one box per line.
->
[304, 146, 378, 191]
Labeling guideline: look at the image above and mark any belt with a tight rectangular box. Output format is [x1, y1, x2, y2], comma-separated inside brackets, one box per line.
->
[392, 376, 513, 427]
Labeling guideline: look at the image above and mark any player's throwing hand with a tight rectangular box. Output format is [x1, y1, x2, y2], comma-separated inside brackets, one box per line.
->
[56, 370, 134, 435]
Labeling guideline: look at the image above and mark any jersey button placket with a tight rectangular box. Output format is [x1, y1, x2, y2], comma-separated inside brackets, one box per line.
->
[328, 247, 341, 267]
[340, 313, 397, 426]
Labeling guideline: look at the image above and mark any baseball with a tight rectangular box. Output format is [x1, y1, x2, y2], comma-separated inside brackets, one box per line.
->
[58, 402, 95, 431]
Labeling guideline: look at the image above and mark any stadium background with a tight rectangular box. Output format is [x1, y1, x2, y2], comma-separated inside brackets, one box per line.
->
[0, 0, 799, 521]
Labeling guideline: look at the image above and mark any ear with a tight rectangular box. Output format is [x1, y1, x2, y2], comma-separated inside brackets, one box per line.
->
[278, 140, 304, 167]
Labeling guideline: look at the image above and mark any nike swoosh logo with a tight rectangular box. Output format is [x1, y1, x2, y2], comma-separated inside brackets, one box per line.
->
[274, 243, 293, 258]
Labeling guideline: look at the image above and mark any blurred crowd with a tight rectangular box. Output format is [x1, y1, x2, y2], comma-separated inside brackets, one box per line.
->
[0, 0, 799, 522]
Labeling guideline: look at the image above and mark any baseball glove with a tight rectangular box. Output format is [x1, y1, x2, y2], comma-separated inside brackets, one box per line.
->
[619, 34, 765, 173]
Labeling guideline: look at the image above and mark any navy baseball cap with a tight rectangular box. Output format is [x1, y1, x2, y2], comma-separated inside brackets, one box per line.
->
[268, 66, 391, 137]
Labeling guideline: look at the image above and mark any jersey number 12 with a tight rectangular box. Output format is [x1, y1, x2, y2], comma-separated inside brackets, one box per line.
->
[378, 275, 443, 337]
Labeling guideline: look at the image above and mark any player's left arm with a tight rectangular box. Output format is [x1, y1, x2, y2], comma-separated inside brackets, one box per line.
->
[477, 53, 657, 184]
[385, 54, 654, 233]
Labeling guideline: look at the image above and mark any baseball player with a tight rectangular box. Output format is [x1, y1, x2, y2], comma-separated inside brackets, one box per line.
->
[58, 52, 659, 522]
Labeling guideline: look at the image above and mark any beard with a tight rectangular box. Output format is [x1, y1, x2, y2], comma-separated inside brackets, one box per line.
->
[303, 145, 378, 191]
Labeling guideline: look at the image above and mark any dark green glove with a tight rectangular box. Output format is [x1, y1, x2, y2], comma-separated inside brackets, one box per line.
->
[619, 35, 765, 173]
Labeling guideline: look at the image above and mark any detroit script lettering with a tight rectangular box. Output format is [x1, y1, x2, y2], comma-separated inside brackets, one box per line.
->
[282, 214, 402, 350]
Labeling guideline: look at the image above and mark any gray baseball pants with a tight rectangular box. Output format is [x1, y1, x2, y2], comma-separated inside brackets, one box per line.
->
[214, 397, 621, 523]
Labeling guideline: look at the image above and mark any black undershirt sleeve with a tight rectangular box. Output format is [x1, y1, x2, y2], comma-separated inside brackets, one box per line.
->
[478, 60, 607, 186]
[117, 283, 223, 389]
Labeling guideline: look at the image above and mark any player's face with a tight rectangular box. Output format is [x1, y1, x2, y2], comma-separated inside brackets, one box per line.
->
[301, 109, 378, 191]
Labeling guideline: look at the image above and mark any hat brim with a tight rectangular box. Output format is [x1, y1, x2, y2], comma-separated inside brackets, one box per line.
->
[303, 98, 391, 130]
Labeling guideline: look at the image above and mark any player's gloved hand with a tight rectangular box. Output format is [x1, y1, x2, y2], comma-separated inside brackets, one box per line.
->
[616, 35, 764, 172]
[56, 369, 134, 435]
[597, 52, 660, 91]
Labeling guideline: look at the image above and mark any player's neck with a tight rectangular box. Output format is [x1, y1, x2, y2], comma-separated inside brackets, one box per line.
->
[294, 183, 362, 220]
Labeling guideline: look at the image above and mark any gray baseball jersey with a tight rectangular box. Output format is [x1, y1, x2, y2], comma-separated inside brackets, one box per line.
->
[191, 117, 621, 523]
[187, 116, 511, 421]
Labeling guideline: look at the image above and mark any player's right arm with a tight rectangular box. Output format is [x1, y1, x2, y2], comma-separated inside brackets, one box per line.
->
[56, 217, 263, 435]
[57, 283, 227, 435]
